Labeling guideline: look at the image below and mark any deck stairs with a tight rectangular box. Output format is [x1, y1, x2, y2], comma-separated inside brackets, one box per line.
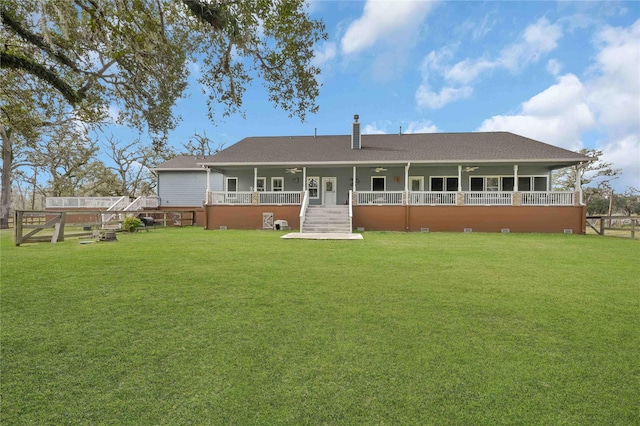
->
[301, 205, 351, 233]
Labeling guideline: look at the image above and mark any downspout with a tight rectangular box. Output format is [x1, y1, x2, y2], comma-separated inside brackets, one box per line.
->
[405, 162, 410, 231]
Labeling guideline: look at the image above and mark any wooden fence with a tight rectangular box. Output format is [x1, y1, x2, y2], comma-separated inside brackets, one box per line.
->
[13, 209, 196, 246]
[586, 215, 639, 239]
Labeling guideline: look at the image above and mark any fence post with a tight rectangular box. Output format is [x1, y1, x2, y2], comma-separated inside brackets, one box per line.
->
[14, 211, 23, 246]
[599, 217, 605, 236]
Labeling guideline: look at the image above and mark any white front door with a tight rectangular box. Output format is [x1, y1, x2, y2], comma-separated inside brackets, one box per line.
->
[322, 177, 337, 205]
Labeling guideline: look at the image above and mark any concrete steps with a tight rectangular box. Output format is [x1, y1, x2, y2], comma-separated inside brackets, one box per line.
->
[302, 205, 351, 233]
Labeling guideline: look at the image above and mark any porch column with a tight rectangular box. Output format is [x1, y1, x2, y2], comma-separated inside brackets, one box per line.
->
[253, 168, 257, 191]
[205, 167, 211, 204]
[457, 165, 462, 191]
[404, 163, 410, 192]
[303, 167, 307, 190]
[513, 164, 519, 191]
[353, 166, 357, 191]
[576, 163, 583, 205]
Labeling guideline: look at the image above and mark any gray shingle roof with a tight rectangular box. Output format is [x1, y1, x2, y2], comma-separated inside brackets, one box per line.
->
[153, 155, 213, 170]
[198, 132, 590, 167]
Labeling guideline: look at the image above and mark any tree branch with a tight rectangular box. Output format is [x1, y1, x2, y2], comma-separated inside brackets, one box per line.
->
[0, 51, 82, 105]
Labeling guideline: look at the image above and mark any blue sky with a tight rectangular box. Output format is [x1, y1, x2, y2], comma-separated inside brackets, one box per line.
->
[108, 1, 640, 191]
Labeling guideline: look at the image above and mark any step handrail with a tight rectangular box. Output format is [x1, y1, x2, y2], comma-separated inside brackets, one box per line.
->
[348, 190, 353, 233]
[299, 190, 309, 233]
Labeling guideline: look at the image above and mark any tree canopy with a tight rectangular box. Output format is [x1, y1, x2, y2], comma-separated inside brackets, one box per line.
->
[2, 0, 326, 134]
[0, 0, 326, 227]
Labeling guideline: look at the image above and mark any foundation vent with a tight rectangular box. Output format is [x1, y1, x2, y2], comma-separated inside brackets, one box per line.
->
[219, 226, 228, 230]
[563, 229, 573, 234]
[501, 228, 510, 233]
[464, 228, 472, 233]
[421, 228, 430, 233]
[357, 227, 365, 231]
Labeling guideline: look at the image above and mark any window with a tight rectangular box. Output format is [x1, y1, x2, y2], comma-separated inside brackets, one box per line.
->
[502, 177, 514, 191]
[470, 177, 484, 191]
[430, 177, 457, 191]
[271, 177, 284, 192]
[256, 177, 266, 192]
[410, 176, 424, 191]
[446, 177, 458, 192]
[226, 177, 238, 192]
[534, 176, 548, 191]
[486, 177, 500, 191]
[518, 177, 531, 191]
[307, 177, 319, 199]
[371, 176, 386, 191]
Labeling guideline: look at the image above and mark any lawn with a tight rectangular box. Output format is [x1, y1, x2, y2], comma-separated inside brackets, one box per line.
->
[1, 228, 638, 425]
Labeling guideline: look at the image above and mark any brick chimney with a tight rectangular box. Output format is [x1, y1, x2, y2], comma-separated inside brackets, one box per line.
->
[351, 114, 361, 150]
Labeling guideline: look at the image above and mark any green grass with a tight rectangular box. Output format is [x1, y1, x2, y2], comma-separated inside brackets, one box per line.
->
[1, 228, 638, 425]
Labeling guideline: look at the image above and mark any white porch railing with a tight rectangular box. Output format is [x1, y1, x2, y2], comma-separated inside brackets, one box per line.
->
[124, 196, 160, 212]
[410, 191, 457, 206]
[209, 191, 253, 204]
[521, 191, 574, 206]
[259, 191, 301, 205]
[46, 197, 124, 209]
[464, 192, 513, 206]
[348, 190, 353, 233]
[102, 196, 129, 227]
[358, 191, 404, 205]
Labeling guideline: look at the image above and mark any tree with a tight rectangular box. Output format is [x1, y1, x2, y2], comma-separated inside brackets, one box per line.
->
[553, 149, 621, 192]
[182, 131, 224, 157]
[1, 0, 326, 227]
[104, 136, 158, 197]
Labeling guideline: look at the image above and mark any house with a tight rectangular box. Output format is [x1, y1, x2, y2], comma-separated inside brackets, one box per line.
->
[157, 115, 592, 233]
[152, 155, 221, 226]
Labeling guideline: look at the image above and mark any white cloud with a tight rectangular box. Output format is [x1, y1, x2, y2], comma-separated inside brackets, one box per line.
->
[476, 19, 640, 190]
[404, 120, 439, 134]
[416, 84, 473, 109]
[416, 17, 563, 109]
[312, 41, 337, 67]
[445, 58, 494, 85]
[106, 104, 121, 124]
[546, 59, 563, 76]
[587, 19, 640, 136]
[477, 74, 594, 150]
[446, 18, 563, 85]
[363, 120, 393, 135]
[497, 18, 563, 71]
[340, 0, 436, 55]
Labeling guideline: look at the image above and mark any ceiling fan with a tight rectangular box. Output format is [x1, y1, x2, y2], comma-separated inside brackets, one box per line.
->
[373, 167, 387, 173]
[463, 166, 479, 172]
[285, 167, 302, 174]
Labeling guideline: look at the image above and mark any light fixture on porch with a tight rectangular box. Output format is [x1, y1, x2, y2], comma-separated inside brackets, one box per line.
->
[463, 166, 479, 172]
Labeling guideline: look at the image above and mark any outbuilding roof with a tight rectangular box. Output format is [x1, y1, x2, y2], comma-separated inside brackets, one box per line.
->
[196, 132, 590, 167]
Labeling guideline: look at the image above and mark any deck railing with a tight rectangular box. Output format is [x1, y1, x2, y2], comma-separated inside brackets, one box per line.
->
[464, 192, 513, 206]
[209, 191, 253, 204]
[357, 191, 404, 205]
[46, 197, 124, 209]
[259, 191, 302, 205]
[410, 191, 457, 205]
[521, 191, 574, 206]
[205, 190, 576, 207]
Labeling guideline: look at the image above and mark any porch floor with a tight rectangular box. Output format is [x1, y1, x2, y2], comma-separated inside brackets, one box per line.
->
[281, 232, 363, 240]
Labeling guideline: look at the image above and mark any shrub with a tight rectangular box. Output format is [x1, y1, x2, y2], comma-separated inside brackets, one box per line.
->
[122, 216, 143, 233]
